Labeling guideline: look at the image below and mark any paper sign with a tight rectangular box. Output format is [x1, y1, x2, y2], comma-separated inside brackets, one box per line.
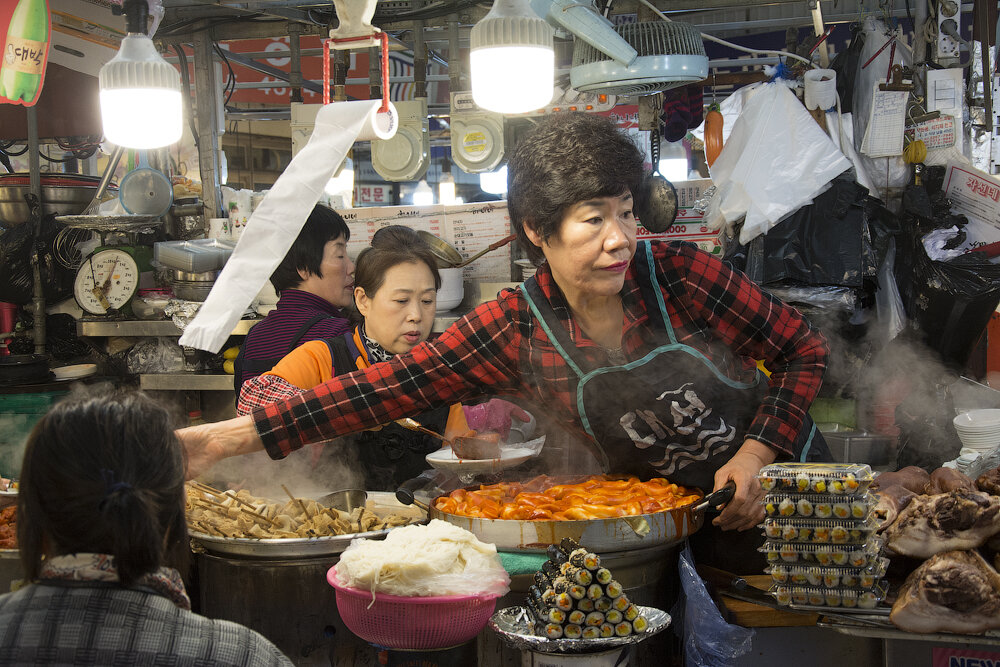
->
[860, 81, 908, 157]
[927, 68, 964, 152]
[932, 646, 1000, 667]
[944, 163, 1000, 230]
[339, 202, 513, 283]
[913, 114, 957, 148]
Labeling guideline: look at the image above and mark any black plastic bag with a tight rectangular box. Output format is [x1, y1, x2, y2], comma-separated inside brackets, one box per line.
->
[894, 227, 1000, 370]
[0, 214, 74, 306]
[829, 25, 865, 114]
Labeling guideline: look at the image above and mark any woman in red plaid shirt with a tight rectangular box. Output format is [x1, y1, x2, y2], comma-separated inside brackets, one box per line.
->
[180, 112, 829, 537]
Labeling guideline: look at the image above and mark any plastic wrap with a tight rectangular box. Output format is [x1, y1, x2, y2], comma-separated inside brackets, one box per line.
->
[677, 544, 753, 667]
[125, 337, 185, 374]
[704, 83, 851, 245]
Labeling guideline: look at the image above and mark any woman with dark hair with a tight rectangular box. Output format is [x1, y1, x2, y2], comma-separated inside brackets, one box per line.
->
[0, 392, 291, 666]
[238, 226, 527, 489]
[234, 204, 354, 391]
[181, 112, 829, 566]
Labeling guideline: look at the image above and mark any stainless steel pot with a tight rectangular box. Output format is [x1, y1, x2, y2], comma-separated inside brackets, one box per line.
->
[404, 482, 733, 553]
[0, 174, 117, 224]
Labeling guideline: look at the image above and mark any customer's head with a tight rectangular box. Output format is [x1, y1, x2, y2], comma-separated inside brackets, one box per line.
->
[507, 112, 645, 264]
[18, 391, 189, 586]
[270, 205, 354, 308]
[353, 226, 440, 355]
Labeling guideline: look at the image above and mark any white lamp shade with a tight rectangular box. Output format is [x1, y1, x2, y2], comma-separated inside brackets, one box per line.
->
[99, 34, 183, 149]
[100, 88, 183, 149]
[479, 166, 508, 195]
[438, 176, 456, 205]
[470, 0, 554, 114]
[471, 46, 554, 113]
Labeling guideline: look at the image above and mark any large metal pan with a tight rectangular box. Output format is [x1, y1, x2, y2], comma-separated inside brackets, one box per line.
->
[399, 482, 733, 553]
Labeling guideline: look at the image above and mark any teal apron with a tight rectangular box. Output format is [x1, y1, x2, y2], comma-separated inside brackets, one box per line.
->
[522, 242, 826, 492]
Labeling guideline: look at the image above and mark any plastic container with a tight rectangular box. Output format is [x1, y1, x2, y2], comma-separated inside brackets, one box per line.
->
[327, 568, 500, 650]
[824, 432, 894, 466]
[154, 239, 236, 273]
[761, 537, 885, 568]
[767, 557, 889, 588]
[762, 516, 879, 544]
[771, 580, 888, 610]
[763, 493, 875, 520]
[0, 390, 68, 477]
[757, 462, 873, 495]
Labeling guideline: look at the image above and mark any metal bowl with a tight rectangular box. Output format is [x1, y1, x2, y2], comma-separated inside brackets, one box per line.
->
[172, 269, 220, 282]
[317, 489, 368, 513]
[170, 280, 215, 302]
[0, 174, 118, 224]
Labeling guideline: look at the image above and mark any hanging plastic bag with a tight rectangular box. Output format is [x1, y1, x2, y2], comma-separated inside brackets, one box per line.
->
[677, 543, 754, 667]
[705, 83, 851, 245]
[874, 238, 906, 343]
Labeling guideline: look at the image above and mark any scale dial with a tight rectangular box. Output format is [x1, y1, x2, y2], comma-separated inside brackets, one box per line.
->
[73, 249, 139, 315]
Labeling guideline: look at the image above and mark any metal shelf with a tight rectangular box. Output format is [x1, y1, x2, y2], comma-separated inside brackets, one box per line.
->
[77, 319, 261, 337]
[139, 373, 235, 391]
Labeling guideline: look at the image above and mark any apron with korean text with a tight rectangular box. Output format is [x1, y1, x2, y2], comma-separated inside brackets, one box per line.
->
[522, 242, 825, 492]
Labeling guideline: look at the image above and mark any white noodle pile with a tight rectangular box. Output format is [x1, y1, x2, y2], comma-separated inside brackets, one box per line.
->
[335, 519, 510, 598]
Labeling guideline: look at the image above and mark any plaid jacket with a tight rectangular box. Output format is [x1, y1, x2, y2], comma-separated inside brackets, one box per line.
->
[255, 241, 828, 465]
[0, 581, 292, 666]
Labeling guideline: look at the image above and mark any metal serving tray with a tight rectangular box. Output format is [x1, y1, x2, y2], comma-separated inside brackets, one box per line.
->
[189, 527, 392, 558]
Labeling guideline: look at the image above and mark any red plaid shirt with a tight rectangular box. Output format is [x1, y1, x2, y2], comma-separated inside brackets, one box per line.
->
[254, 241, 828, 462]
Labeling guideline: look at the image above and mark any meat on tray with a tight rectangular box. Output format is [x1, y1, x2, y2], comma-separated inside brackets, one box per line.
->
[924, 468, 975, 495]
[873, 485, 917, 533]
[871, 467, 931, 494]
[891, 549, 1000, 634]
[884, 489, 1000, 559]
[977, 467, 1000, 496]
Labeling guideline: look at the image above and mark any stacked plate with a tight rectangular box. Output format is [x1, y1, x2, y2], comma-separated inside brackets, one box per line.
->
[953, 409, 1000, 453]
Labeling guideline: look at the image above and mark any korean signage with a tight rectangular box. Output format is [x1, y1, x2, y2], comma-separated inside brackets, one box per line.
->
[932, 647, 1000, 667]
[944, 163, 1000, 230]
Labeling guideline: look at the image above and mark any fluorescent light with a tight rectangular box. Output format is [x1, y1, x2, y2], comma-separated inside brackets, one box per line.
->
[439, 171, 457, 205]
[99, 31, 182, 149]
[657, 158, 689, 182]
[412, 180, 434, 206]
[470, 0, 554, 114]
[479, 166, 508, 195]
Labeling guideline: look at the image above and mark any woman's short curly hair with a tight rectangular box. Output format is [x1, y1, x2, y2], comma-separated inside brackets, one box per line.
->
[507, 112, 646, 263]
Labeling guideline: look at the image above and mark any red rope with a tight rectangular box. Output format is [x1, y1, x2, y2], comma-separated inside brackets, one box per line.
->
[321, 32, 389, 112]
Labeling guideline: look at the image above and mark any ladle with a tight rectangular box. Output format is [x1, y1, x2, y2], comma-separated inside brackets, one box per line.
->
[417, 231, 517, 269]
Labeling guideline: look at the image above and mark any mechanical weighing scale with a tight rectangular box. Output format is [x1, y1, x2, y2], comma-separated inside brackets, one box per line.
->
[56, 215, 162, 318]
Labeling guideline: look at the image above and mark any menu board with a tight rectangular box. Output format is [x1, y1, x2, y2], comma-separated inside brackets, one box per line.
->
[337, 202, 513, 282]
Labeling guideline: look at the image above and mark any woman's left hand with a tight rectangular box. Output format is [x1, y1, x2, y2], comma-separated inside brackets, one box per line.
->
[711, 439, 776, 532]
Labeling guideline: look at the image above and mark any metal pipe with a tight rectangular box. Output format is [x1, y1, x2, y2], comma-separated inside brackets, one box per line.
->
[414, 0, 427, 99]
[27, 106, 44, 355]
[222, 48, 324, 94]
[448, 12, 462, 93]
[288, 22, 303, 103]
[193, 32, 224, 221]
[231, 74, 451, 89]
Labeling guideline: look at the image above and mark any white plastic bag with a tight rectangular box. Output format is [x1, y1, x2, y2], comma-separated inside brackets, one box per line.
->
[705, 83, 851, 245]
[875, 238, 906, 343]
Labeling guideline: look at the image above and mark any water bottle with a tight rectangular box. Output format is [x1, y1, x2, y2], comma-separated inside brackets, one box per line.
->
[0, 0, 50, 104]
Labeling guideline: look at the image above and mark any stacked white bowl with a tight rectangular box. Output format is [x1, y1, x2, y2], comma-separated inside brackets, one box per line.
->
[953, 409, 1000, 454]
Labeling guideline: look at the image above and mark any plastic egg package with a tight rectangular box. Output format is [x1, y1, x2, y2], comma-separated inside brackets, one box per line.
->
[763, 493, 875, 520]
[768, 557, 889, 588]
[757, 462, 873, 495]
[761, 536, 885, 568]
[762, 516, 878, 545]
[771, 580, 888, 609]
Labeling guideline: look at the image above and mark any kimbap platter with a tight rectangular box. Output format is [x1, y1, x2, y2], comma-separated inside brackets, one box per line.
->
[763, 494, 875, 520]
[762, 516, 879, 544]
[490, 538, 670, 653]
[771, 580, 888, 610]
[762, 536, 886, 567]
[757, 463, 874, 495]
[767, 557, 890, 588]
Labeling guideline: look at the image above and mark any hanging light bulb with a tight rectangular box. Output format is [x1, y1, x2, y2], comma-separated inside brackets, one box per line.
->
[412, 180, 434, 206]
[99, 0, 182, 149]
[325, 157, 354, 207]
[438, 162, 457, 205]
[479, 165, 508, 195]
[470, 0, 554, 114]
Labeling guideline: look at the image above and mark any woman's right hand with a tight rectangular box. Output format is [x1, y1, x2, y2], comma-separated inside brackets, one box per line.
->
[176, 415, 263, 480]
